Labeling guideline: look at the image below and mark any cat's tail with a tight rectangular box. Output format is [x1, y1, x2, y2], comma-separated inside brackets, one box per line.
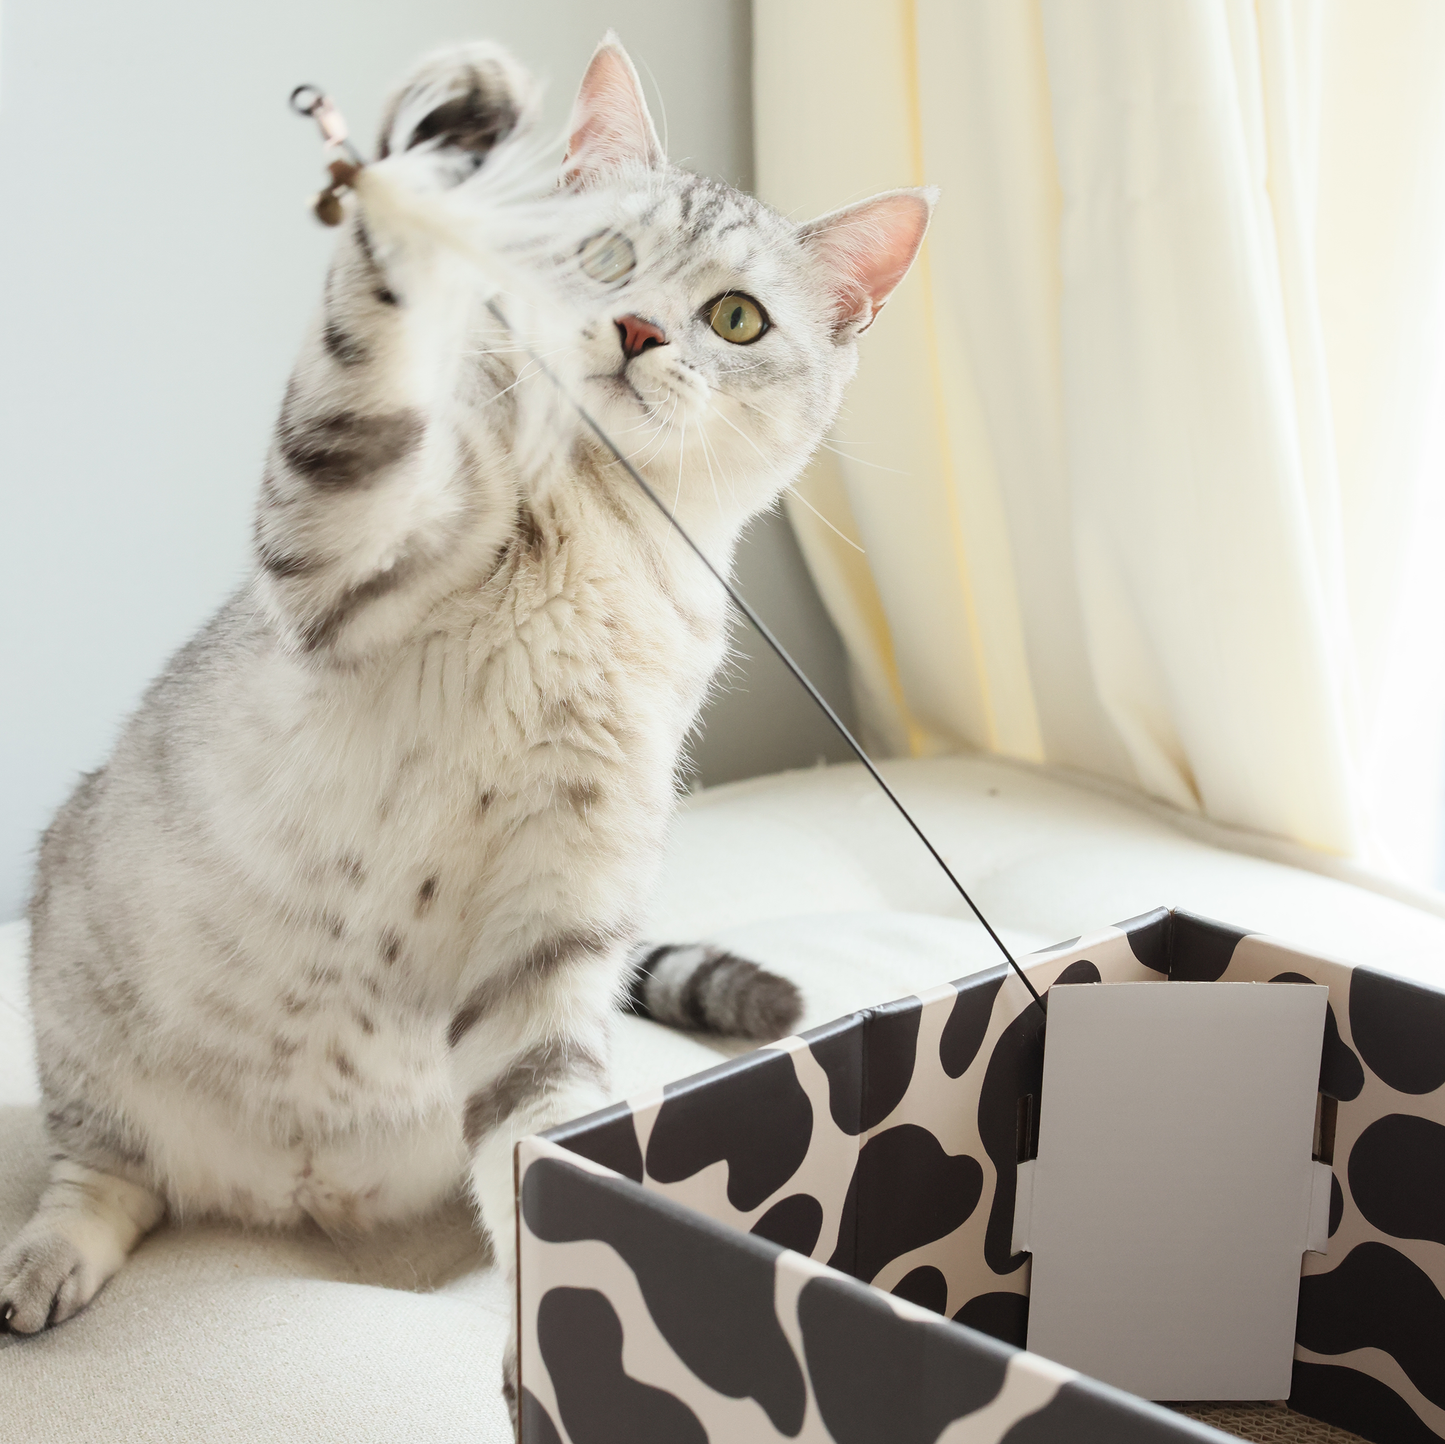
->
[623, 943, 802, 1041]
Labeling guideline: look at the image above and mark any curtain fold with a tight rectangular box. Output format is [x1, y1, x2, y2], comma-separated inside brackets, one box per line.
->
[756, 0, 1445, 880]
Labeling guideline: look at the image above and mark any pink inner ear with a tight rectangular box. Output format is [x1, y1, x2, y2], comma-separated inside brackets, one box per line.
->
[802, 191, 934, 332]
[564, 42, 662, 180]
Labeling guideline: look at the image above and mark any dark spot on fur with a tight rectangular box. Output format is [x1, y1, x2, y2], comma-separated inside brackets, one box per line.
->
[300, 556, 420, 652]
[374, 285, 399, 306]
[324, 913, 345, 939]
[379, 930, 402, 966]
[328, 1046, 358, 1080]
[322, 318, 368, 366]
[281, 991, 308, 1016]
[353, 217, 378, 267]
[449, 997, 486, 1049]
[520, 930, 615, 978]
[450, 930, 622, 1050]
[404, 82, 519, 158]
[44, 1098, 147, 1168]
[416, 875, 439, 912]
[475, 788, 495, 819]
[279, 407, 423, 491]
[566, 780, 597, 814]
[338, 853, 366, 886]
[257, 545, 315, 579]
[516, 506, 544, 558]
[463, 1040, 603, 1148]
[352, 1010, 376, 1036]
[272, 1034, 301, 1059]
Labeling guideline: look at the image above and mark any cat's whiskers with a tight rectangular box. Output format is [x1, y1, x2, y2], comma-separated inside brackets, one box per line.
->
[737, 396, 907, 476]
[596, 394, 672, 439]
[781, 482, 867, 553]
[613, 393, 676, 472]
[698, 417, 742, 511]
[479, 348, 578, 409]
[698, 422, 725, 527]
[639, 396, 680, 471]
[815, 443, 909, 476]
[708, 401, 776, 476]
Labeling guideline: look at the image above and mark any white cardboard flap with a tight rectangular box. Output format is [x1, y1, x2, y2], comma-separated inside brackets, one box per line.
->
[1306, 1160, 1334, 1255]
[1025, 981, 1327, 1402]
[1013, 1158, 1036, 1255]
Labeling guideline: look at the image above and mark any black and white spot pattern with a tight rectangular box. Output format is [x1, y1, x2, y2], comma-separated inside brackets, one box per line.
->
[519, 908, 1445, 1443]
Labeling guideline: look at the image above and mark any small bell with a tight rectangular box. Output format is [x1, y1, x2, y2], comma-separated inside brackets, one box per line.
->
[313, 185, 345, 226]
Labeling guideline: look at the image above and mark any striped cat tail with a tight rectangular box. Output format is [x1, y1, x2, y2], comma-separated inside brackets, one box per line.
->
[624, 943, 801, 1040]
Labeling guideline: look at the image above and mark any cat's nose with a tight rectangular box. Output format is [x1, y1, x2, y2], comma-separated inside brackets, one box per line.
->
[615, 314, 667, 361]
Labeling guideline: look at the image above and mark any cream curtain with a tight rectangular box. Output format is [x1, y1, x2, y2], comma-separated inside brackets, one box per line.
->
[755, 0, 1445, 881]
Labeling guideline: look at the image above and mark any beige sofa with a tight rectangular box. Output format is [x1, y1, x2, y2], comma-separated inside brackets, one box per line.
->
[5, 756, 1445, 1442]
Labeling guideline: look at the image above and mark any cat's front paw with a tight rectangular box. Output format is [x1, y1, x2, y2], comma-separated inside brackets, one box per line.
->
[0, 1226, 102, 1333]
[378, 43, 537, 183]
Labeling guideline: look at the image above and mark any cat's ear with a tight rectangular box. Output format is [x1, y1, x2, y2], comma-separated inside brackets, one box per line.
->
[564, 34, 664, 183]
[799, 188, 937, 337]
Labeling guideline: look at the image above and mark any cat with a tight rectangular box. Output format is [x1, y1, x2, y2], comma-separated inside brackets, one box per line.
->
[0, 31, 931, 1394]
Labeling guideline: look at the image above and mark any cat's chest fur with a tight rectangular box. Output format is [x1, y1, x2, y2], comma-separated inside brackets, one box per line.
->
[177, 487, 725, 1105]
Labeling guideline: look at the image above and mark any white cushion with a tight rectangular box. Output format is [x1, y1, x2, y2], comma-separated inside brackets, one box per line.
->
[2, 755, 1443, 1440]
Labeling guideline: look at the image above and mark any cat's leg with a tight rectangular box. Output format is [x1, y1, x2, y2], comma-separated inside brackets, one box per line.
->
[472, 1056, 611, 1424]
[254, 44, 536, 665]
[448, 960, 616, 1423]
[0, 1160, 164, 1333]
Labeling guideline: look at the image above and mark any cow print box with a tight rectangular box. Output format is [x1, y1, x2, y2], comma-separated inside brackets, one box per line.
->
[515, 908, 1445, 1444]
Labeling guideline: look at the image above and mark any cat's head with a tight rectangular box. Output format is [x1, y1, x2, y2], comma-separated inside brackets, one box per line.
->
[556, 36, 932, 527]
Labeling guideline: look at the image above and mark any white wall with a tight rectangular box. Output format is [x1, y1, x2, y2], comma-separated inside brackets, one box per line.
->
[0, 0, 856, 921]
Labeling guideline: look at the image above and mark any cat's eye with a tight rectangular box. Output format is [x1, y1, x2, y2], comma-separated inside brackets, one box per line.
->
[708, 293, 768, 345]
[578, 230, 636, 285]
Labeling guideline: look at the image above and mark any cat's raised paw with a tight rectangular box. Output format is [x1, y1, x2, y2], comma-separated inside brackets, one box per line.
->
[377, 43, 536, 181]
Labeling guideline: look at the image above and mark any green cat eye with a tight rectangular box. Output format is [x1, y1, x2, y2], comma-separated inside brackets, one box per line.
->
[708, 293, 767, 345]
[578, 230, 636, 285]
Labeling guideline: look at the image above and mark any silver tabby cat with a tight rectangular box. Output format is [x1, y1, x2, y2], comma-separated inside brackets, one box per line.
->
[0, 33, 931, 1371]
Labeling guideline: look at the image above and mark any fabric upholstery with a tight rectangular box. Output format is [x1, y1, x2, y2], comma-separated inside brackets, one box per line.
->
[3, 756, 1444, 1440]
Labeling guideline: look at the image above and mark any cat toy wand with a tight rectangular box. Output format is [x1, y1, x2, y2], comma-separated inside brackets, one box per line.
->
[291, 88, 1046, 1016]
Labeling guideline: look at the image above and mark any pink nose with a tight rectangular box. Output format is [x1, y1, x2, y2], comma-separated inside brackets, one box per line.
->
[615, 314, 667, 361]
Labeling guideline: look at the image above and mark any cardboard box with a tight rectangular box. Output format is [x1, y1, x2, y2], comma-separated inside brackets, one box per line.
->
[517, 908, 1445, 1443]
